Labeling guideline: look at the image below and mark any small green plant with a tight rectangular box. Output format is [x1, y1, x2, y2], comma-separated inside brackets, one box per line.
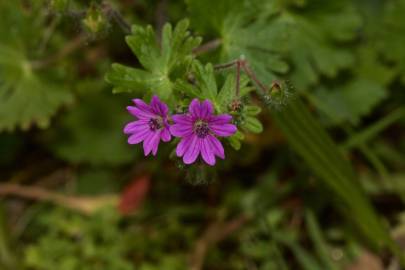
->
[1, 0, 405, 269]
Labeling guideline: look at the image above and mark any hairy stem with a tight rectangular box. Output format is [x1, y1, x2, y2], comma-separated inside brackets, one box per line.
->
[241, 61, 269, 94]
[102, 1, 131, 34]
[214, 57, 272, 98]
[155, 0, 168, 40]
[193, 39, 222, 56]
[31, 35, 86, 69]
[236, 61, 241, 96]
[214, 60, 238, 70]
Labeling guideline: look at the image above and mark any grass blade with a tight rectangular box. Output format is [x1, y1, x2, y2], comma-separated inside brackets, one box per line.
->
[268, 97, 404, 264]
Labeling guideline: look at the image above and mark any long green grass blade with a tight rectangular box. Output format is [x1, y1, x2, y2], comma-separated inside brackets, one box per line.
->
[274, 232, 324, 270]
[269, 97, 404, 264]
[305, 210, 339, 270]
[342, 107, 405, 150]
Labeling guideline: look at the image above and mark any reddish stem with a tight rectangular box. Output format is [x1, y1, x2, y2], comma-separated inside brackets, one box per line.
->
[214, 57, 271, 98]
[235, 61, 241, 96]
[240, 61, 269, 94]
[193, 39, 222, 56]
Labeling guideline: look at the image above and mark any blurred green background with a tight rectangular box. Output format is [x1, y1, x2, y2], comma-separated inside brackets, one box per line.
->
[1, 0, 405, 269]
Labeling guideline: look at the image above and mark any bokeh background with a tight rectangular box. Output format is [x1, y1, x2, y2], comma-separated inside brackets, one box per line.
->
[1, 0, 405, 269]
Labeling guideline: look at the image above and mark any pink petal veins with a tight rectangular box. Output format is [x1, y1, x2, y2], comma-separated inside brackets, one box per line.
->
[210, 123, 237, 137]
[201, 139, 216, 165]
[183, 136, 201, 164]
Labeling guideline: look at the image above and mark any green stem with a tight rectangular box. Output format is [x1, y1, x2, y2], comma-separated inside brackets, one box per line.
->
[342, 108, 405, 150]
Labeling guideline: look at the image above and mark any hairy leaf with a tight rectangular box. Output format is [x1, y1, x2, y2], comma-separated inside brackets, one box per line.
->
[378, 0, 405, 85]
[48, 91, 136, 165]
[105, 19, 202, 102]
[313, 79, 387, 126]
[0, 2, 73, 132]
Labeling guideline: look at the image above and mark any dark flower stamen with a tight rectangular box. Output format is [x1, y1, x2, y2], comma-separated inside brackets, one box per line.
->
[124, 95, 171, 156]
[194, 120, 210, 138]
[148, 118, 163, 131]
[170, 99, 237, 165]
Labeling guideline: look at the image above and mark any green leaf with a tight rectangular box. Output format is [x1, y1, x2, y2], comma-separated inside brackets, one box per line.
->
[216, 73, 252, 111]
[190, 0, 360, 90]
[0, 3, 73, 132]
[244, 105, 262, 116]
[48, 90, 136, 165]
[221, 18, 289, 85]
[107, 63, 171, 95]
[243, 116, 263, 134]
[173, 79, 200, 98]
[290, 1, 361, 89]
[188, 0, 289, 85]
[191, 62, 218, 100]
[105, 19, 202, 102]
[378, 0, 405, 85]
[0, 1, 46, 49]
[174, 61, 251, 113]
[284, 9, 360, 89]
[312, 79, 387, 126]
[187, 0, 263, 35]
[173, 61, 221, 109]
[228, 130, 244, 150]
[0, 72, 73, 131]
[355, 46, 396, 86]
[235, 103, 264, 135]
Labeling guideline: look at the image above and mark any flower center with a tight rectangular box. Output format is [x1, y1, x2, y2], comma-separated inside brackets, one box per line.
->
[148, 118, 163, 131]
[194, 120, 210, 138]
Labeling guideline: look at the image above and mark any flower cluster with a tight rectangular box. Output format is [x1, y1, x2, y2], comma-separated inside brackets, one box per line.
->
[124, 95, 237, 166]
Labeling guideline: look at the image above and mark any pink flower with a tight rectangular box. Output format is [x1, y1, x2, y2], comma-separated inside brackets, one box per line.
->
[170, 99, 237, 166]
[124, 95, 171, 156]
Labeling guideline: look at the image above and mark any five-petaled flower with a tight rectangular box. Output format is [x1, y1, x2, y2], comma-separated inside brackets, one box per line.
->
[170, 99, 237, 166]
[124, 95, 171, 156]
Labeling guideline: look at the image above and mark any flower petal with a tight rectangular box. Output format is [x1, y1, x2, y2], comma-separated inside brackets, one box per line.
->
[132, 99, 153, 113]
[170, 123, 193, 137]
[127, 106, 156, 119]
[176, 135, 193, 157]
[172, 114, 193, 125]
[143, 131, 161, 156]
[123, 120, 149, 134]
[189, 99, 201, 118]
[183, 135, 201, 164]
[128, 129, 151, 144]
[201, 139, 216, 166]
[151, 136, 161, 156]
[150, 95, 169, 116]
[210, 123, 237, 137]
[209, 114, 232, 125]
[200, 100, 214, 119]
[161, 128, 171, 142]
[207, 135, 225, 159]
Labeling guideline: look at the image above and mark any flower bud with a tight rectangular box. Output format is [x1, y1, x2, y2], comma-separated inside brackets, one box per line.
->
[263, 80, 294, 109]
[82, 4, 109, 36]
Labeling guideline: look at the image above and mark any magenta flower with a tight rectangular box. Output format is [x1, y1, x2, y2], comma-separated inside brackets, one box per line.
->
[124, 95, 171, 156]
[170, 99, 237, 166]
